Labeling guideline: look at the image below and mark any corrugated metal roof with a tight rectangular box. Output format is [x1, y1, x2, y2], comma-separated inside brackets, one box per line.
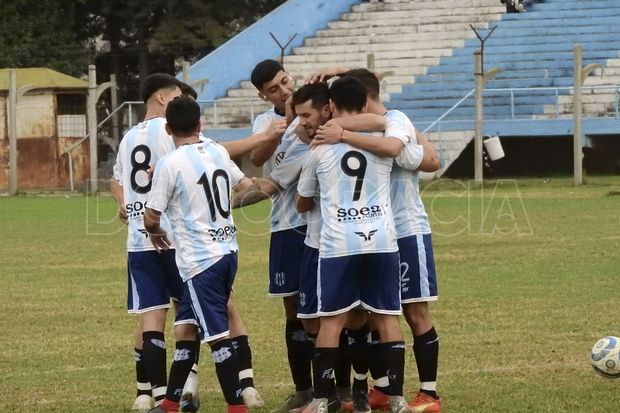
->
[0, 67, 88, 91]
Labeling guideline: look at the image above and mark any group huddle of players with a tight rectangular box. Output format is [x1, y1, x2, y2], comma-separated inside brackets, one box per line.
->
[111, 59, 442, 413]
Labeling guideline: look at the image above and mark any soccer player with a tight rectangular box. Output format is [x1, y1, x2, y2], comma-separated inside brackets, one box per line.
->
[110, 73, 184, 412]
[144, 95, 255, 413]
[248, 59, 316, 412]
[296, 77, 411, 413]
[176, 81, 264, 411]
[309, 67, 442, 413]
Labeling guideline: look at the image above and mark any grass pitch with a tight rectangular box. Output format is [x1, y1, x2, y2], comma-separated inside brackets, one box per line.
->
[1, 177, 619, 412]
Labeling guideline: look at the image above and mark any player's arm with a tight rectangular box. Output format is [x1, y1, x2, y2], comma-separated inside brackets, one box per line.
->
[231, 177, 280, 208]
[295, 193, 314, 213]
[330, 113, 386, 133]
[295, 151, 319, 213]
[143, 208, 171, 253]
[305, 66, 351, 84]
[313, 120, 403, 158]
[144, 159, 173, 252]
[414, 127, 441, 172]
[249, 119, 288, 166]
[109, 178, 128, 225]
[221, 120, 285, 159]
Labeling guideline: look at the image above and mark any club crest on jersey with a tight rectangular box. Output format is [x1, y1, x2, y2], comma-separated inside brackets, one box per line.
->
[355, 229, 378, 242]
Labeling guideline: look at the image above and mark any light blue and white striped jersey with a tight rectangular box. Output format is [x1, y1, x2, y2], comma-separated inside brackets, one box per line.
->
[298, 140, 397, 258]
[147, 139, 244, 281]
[271, 139, 321, 248]
[253, 111, 306, 232]
[385, 110, 431, 237]
[113, 117, 175, 252]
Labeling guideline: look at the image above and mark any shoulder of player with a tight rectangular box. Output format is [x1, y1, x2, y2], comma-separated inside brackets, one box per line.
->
[384, 109, 412, 125]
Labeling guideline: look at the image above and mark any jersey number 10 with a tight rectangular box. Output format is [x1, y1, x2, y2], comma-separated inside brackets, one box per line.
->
[197, 170, 231, 222]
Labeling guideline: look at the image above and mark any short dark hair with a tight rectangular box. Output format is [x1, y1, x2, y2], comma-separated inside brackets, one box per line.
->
[178, 81, 198, 100]
[329, 77, 367, 113]
[251, 59, 285, 90]
[140, 73, 179, 103]
[292, 83, 330, 109]
[165, 96, 201, 136]
[343, 68, 380, 100]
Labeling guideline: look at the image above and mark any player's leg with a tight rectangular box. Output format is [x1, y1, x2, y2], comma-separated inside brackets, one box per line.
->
[132, 321, 154, 412]
[191, 254, 247, 413]
[399, 234, 441, 413]
[270, 227, 314, 411]
[361, 252, 409, 413]
[128, 251, 175, 408]
[303, 255, 362, 413]
[340, 311, 372, 413]
[228, 295, 264, 407]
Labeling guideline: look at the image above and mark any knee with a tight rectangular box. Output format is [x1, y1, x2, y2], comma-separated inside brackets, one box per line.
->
[404, 302, 432, 328]
[174, 323, 197, 341]
[283, 295, 299, 320]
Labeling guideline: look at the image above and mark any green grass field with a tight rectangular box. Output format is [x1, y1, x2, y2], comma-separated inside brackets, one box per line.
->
[1, 177, 620, 412]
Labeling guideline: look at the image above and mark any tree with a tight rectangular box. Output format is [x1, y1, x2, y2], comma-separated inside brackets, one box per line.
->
[150, 0, 286, 62]
[0, 0, 88, 76]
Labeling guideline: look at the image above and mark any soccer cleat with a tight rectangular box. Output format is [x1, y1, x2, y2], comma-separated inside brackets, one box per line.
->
[241, 387, 265, 408]
[180, 373, 200, 412]
[132, 395, 154, 412]
[367, 388, 391, 411]
[271, 388, 313, 412]
[227, 404, 249, 413]
[389, 396, 410, 413]
[326, 391, 342, 412]
[407, 392, 441, 413]
[301, 398, 328, 413]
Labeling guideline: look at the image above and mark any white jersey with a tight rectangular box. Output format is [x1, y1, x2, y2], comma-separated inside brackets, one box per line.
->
[298, 140, 397, 258]
[385, 110, 431, 237]
[253, 111, 306, 232]
[113, 117, 175, 252]
[147, 139, 244, 281]
[271, 139, 321, 248]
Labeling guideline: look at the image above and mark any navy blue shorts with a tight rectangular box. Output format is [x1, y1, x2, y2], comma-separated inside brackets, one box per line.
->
[269, 226, 307, 296]
[298, 246, 319, 319]
[317, 252, 401, 316]
[177, 253, 237, 343]
[127, 250, 184, 313]
[398, 234, 438, 304]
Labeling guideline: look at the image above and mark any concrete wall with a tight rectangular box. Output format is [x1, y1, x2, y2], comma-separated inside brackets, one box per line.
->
[0, 91, 89, 191]
[185, 0, 360, 101]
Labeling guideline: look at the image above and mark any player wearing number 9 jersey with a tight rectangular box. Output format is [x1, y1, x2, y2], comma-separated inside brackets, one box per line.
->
[145, 96, 254, 413]
[296, 77, 410, 413]
[111, 73, 184, 411]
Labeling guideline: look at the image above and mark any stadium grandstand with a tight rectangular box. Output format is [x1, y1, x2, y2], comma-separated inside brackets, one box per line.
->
[178, 0, 620, 178]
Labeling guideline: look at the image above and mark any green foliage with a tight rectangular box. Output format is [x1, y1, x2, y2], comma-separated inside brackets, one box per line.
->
[0, 0, 88, 76]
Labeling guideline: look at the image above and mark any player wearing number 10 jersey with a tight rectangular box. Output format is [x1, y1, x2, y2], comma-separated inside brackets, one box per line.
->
[111, 73, 184, 411]
[145, 96, 254, 413]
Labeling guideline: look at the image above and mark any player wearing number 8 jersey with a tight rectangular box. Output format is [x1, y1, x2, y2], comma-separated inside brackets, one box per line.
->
[111, 73, 184, 411]
[145, 95, 255, 413]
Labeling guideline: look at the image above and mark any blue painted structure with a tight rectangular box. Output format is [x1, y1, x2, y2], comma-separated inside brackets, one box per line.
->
[184, 0, 359, 101]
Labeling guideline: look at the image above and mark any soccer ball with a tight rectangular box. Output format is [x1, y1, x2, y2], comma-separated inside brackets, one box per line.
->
[590, 336, 620, 378]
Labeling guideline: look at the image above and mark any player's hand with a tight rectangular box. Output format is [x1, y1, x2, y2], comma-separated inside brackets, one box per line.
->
[311, 120, 344, 148]
[285, 94, 296, 125]
[150, 232, 170, 253]
[305, 66, 349, 84]
[118, 207, 128, 225]
[265, 119, 287, 141]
